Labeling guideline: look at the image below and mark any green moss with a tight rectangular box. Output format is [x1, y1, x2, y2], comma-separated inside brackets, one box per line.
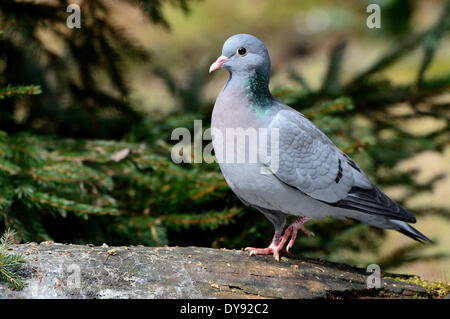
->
[384, 276, 450, 298]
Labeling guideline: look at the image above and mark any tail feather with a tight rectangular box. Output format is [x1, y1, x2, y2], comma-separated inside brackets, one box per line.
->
[389, 219, 433, 243]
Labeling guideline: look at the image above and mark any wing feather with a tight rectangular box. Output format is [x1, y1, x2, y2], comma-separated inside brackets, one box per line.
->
[267, 109, 415, 223]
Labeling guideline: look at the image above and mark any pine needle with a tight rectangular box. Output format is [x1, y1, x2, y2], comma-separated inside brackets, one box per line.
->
[0, 229, 26, 290]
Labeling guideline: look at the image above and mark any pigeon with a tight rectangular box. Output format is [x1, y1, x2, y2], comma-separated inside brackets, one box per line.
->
[209, 34, 431, 261]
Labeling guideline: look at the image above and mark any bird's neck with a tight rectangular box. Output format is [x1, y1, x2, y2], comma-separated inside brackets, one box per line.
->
[226, 71, 273, 117]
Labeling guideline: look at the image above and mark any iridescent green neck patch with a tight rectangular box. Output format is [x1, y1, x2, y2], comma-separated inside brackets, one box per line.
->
[243, 72, 272, 117]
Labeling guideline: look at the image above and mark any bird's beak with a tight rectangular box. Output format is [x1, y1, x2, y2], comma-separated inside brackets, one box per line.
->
[209, 56, 230, 73]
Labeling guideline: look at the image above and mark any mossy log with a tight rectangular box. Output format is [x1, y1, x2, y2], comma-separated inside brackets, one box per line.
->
[0, 243, 438, 299]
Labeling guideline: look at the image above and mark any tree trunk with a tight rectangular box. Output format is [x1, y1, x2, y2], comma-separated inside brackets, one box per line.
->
[0, 243, 433, 299]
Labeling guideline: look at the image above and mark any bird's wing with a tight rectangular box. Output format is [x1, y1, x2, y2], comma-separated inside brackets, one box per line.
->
[266, 109, 416, 223]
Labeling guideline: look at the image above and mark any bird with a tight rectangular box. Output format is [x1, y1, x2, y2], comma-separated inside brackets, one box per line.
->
[209, 34, 432, 261]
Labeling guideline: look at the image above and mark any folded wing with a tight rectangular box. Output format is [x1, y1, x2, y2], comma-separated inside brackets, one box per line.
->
[267, 109, 415, 223]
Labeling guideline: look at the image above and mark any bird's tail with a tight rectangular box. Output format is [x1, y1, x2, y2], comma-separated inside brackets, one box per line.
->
[389, 219, 433, 243]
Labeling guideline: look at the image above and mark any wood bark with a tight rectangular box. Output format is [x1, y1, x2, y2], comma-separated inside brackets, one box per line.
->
[0, 243, 431, 299]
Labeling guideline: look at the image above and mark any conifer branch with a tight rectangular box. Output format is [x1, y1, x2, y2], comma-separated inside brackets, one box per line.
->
[0, 229, 25, 290]
[0, 85, 42, 99]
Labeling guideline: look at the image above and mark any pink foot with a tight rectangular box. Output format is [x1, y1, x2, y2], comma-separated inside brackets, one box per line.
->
[245, 217, 314, 261]
[282, 217, 315, 253]
[245, 231, 289, 261]
[245, 243, 290, 261]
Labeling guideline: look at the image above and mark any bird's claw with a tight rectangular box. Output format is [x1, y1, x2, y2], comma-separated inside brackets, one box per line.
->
[246, 217, 313, 260]
[244, 246, 290, 261]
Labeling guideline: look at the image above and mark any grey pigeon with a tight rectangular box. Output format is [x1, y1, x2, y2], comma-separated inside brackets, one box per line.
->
[209, 34, 431, 261]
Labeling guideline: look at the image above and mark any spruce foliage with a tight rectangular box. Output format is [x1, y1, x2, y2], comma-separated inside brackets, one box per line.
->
[0, 228, 25, 290]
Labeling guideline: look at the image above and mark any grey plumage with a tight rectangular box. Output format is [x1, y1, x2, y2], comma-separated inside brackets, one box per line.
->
[209, 34, 431, 249]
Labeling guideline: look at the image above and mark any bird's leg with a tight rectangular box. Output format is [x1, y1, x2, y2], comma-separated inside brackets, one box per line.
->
[244, 231, 289, 259]
[245, 217, 314, 261]
[245, 210, 291, 261]
[279, 217, 315, 254]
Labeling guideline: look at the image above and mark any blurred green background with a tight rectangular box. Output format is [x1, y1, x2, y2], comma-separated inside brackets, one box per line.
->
[0, 0, 449, 282]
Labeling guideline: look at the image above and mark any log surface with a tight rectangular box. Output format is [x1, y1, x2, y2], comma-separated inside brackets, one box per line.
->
[0, 243, 429, 299]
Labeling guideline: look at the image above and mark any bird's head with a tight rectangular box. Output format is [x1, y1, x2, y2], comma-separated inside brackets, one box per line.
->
[209, 34, 271, 79]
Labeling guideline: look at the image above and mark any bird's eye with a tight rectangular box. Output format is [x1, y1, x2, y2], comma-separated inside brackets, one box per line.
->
[237, 47, 247, 56]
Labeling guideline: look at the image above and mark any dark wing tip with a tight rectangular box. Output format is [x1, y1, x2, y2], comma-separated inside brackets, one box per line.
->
[397, 224, 433, 243]
[332, 186, 417, 223]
